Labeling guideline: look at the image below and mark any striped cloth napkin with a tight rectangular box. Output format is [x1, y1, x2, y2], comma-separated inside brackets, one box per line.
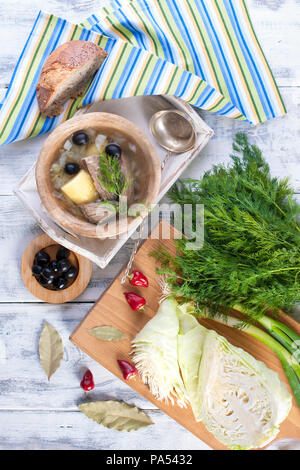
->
[0, 0, 286, 147]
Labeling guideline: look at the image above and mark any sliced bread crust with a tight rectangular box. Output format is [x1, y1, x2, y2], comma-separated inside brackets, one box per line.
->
[36, 40, 108, 117]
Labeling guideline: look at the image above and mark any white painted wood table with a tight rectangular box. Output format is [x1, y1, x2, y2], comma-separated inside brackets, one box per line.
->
[0, 0, 299, 450]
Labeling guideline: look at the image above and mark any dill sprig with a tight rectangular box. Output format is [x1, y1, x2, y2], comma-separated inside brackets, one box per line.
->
[98, 153, 132, 197]
[154, 132, 300, 322]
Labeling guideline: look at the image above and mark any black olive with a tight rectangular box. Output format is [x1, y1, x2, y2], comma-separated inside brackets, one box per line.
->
[65, 266, 78, 279]
[56, 246, 70, 261]
[35, 250, 50, 266]
[53, 276, 68, 290]
[105, 143, 121, 158]
[57, 258, 71, 273]
[64, 162, 80, 175]
[72, 131, 89, 146]
[38, 276, 53, 287]
[32, 264, 43, 276]
[42, 266, 56, 280]
[49, 260, 59, 273]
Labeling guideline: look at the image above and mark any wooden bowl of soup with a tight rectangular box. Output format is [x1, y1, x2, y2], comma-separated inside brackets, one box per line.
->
[35, 113, 161, 239]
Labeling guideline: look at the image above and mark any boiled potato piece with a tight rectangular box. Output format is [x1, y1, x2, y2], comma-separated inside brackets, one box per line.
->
[61, 169, 99, 204]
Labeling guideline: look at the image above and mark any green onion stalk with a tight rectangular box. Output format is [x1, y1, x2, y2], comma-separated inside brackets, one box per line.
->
[233, 304, 300, 358]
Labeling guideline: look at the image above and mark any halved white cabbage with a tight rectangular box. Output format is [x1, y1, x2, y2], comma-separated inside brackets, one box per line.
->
[196, 330, 291, 449]
[131, 297, 188, 406]
[131, 298, 292, 450]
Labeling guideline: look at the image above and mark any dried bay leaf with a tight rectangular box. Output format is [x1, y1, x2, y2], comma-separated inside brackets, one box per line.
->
[39, 321, 64, 380]
[78, 401, 154, 431]
[89, 325, 126, 341]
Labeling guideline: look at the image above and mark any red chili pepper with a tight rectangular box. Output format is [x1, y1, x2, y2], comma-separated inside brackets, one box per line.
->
[124, 292, 146, 311]
[128, 270, 149, 288]
[80, 369, 95, 393]
[117, 360, 138, 380]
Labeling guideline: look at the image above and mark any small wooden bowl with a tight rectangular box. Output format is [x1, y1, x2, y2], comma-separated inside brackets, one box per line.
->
[21, 234, 93, 303]
[35, 112, 161, 238]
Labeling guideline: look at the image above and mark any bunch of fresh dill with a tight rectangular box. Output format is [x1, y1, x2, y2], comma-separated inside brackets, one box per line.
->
[154, 132, 300, 323]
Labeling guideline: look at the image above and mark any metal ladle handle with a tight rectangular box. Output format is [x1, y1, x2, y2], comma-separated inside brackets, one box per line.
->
[120, 218, 146, 284]
[160, 150, 172, 170]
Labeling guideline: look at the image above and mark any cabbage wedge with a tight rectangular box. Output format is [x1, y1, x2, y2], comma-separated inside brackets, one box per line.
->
[131, 297, 188, 407]
[131, 299, 292, 450]
[177, 309, 206, 421]
[195, 330, 291, 449]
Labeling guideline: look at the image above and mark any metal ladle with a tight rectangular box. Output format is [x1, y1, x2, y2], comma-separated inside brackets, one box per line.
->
[121, 109, 197, 283]
[120, 109, 197, 284]
[150, 109, 196, 168]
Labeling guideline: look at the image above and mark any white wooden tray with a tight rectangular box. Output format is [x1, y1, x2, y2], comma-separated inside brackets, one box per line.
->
[15, 95, 213, 269]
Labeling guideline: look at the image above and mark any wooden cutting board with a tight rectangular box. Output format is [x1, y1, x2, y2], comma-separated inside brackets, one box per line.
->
[70, 220, 300, 450]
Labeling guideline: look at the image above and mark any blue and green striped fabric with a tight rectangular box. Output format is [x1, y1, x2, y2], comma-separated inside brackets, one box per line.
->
[84, 0, 286, 124]
[0, 1, 286, 146]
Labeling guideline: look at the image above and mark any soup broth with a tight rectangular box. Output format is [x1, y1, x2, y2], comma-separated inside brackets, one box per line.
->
[50, 128, 135, 224]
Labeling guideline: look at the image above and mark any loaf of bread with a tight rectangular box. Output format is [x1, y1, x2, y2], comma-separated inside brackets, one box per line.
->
[36, 40, 108, 118]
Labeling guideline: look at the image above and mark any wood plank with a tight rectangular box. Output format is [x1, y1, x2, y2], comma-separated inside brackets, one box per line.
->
[0, 410, 210, 450]
[0, 0, 299, 451]
[70, 220, 300, 450]
[0, 302, 156, 410]
[0, 0, 102, 89]
[0, 297, 209, 450]
[0, 1, 299, 87]
[249, 0, 300, 87]
[0, 302, 210, 449]
[194, 86, 300, 193]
